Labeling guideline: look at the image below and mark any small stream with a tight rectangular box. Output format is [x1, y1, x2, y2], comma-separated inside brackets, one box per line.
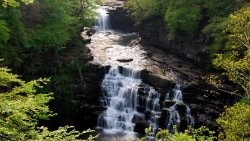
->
[92, 6, 194, 140]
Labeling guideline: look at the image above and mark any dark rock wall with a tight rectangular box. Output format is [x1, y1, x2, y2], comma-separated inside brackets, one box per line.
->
[140, 72, 237, 131]
[135, 17, 207, 63]
[108, 7, 135, 33]
[67, 64, 109, 129]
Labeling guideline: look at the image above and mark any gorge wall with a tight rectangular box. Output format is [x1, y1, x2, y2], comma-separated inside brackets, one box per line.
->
[136, 17, 207, 63]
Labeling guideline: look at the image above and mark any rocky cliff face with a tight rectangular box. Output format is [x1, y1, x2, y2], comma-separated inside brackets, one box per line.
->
[140, 69, 236, 133]
[136, 17, 207, 63]
[39, 47, 109, 131]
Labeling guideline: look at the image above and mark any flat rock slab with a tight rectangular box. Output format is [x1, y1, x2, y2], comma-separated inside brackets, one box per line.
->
[116, 58, 133, 62]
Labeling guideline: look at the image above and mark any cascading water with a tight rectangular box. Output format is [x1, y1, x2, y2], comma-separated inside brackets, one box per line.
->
[94, 7, 111, 32]
[94, 5, 194, 136]
[97, 66, 194, 134]
[165, 85, 194, 132]
[97, 66, 142, 133]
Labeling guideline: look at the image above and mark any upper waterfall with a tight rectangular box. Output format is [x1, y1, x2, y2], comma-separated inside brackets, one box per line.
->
[95, 7, 111, 32]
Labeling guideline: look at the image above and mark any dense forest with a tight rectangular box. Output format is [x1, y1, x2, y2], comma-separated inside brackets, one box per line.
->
[0, 0, 249, 141]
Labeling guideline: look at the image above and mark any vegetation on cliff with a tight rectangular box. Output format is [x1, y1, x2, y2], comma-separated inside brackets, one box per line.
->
[126, 0, 250, 140]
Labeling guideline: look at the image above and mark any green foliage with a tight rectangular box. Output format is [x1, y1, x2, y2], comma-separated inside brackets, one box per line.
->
[0, 0, 100, 69]
[0, 63, 98, 140]
[125, 0, 201, 39]
[164, 0, 201, 40]
[202, 17, 228, 55]
[27, 0, 72, 53]
[211, 5, 250, 99]
[125, 0, 166, 24]
[206, 0, 248, 17]
[0, 65, 53, 140]
[0, 20, 9, 43]
[35, 126, 98, 141]
[141, 126, 215, 141]
[217, 103, 250, 141]
[1, 0, 34, 7]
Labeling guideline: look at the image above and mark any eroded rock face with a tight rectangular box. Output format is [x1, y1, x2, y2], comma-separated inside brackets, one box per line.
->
[182, 84, 237, 130]
[135, 17, 207, 63]
[71, 64, 110, 129]
[104, 0, 135, 33]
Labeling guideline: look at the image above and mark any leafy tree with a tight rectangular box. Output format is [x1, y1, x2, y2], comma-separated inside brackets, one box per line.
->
[125, 0, 201, 40]
[141, 126, 215, 141]
[0, 20, 9, 43]
[0, 0, 102, 71]
[164, 0, 201, 40]
[1, 0, 34, 7]
[206, 0, 248, 17]
[0, 62, 98, 140]
[217, 103, 250, 141]
[125, 0, 166, 24]
[207, 5, 250, 99]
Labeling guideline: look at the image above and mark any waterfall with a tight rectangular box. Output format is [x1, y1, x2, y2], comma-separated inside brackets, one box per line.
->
[97, 67, 194, 134]
[95, 7, 111, 32]
[97, 66, 142, 134]
[166, 85, 194, 132]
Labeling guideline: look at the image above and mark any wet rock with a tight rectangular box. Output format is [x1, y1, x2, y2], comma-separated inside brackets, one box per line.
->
[132, 113, 144, 123]
[179, 119, 188, 132]
[116, 58, 133, 62]
[107, 4, 135, 33]
[159, 108, 170, 127]
[141, 69, 174, 89]
[81, 27, 94, 43]
[137, 106, 146, 113]
[176, 104, 187, 115]
[144, 111, 151, 120]
[134, 121, 150, 135]
[146, 136, 155, 141]
[165, 100, 176, 107]
[105, 32, 112, 36]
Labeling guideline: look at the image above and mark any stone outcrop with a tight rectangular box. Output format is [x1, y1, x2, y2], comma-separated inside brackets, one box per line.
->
[81, 27, 96, 43]
[135, 17, 207, 63]
[104, 0, 135, 33]
[68, 64, 110, 129]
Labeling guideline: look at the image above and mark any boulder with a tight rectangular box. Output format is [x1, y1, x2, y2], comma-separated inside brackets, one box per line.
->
[116, 58, 133, 62]
[134, 121, 150, 135]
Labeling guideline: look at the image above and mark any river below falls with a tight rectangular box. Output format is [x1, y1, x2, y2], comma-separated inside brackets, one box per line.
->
[96, 133, 139, 141]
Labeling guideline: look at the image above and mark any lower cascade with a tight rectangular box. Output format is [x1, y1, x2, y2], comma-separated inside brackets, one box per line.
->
[97, 66, 194, 134]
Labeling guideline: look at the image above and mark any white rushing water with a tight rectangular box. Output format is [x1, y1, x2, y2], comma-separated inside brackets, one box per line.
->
[166, 85, 194, 132]
[95, 7, 111, 32]
[97, 66, 142, 133]
[97, 67, 194, 134]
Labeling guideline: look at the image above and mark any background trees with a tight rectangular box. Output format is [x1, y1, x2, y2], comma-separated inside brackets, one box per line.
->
[0, 1, 101, 140]
[0, 0, 101, 70]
